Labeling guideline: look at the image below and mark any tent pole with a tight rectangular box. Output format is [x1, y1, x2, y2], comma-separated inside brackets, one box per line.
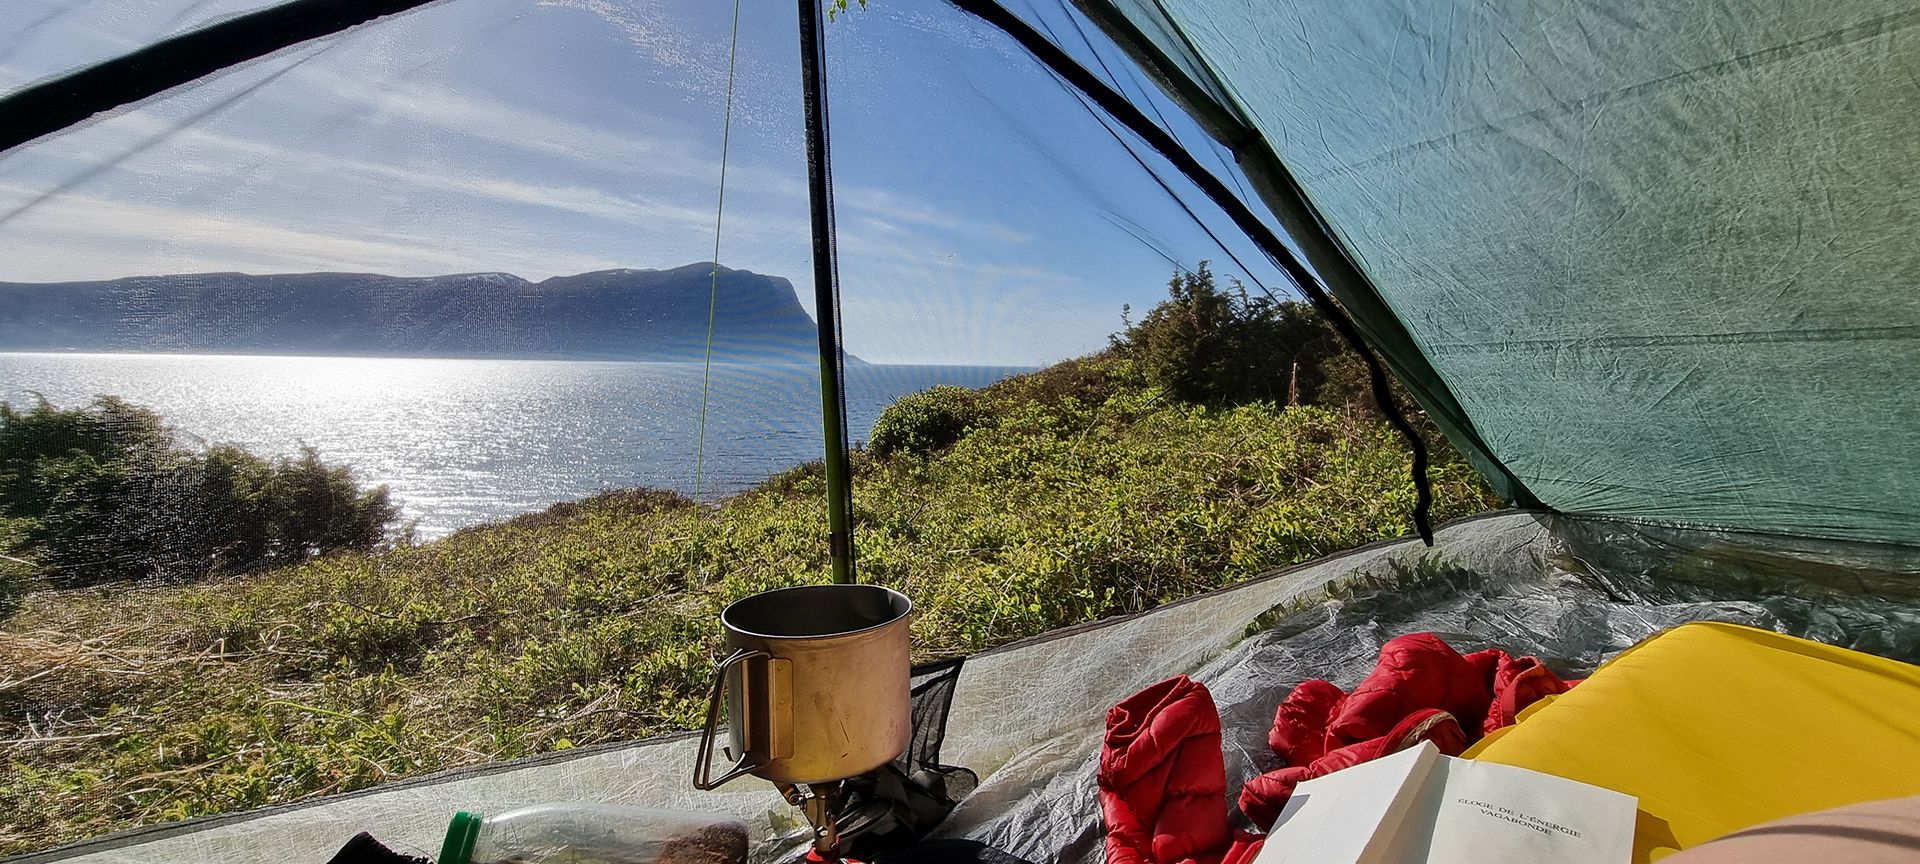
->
[797, 0, 857, 584]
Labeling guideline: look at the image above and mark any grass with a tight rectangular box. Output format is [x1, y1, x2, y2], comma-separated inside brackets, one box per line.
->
[0, 356, 1495, 854]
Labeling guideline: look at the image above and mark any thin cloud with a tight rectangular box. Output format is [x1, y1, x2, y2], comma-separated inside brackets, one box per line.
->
[836, 185, 1034, 246]
[4, 89, 1033, 285]
[0, 181, 626, 279]
[534, 0, 791, 128]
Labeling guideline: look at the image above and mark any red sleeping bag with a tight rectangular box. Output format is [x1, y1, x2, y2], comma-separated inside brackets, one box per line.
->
[1240, 633, 1574, 827]
[1098, 634, 1575, 863]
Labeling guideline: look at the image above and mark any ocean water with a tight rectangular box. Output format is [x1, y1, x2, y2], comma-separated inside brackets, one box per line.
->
[0, 353, 1027, 537]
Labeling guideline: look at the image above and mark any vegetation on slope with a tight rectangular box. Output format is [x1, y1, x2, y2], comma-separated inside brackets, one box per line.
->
[0, 269, 1496, 853]
[0, 397, 396, 593]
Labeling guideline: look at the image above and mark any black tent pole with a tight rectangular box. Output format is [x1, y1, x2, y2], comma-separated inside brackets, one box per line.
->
[797, 0, 857, 584]
[0, 0, 444, 155]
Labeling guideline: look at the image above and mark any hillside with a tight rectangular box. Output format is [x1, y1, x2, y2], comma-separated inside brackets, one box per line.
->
[0, 264, 833, 363]
[0, 355, 1496, 854]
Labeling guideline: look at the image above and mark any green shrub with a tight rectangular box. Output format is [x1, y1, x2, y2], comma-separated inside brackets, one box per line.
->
[868, 385, 979, 458]
[0, 518, 30, 622]
[1114, 262, 1344, 406]
[980, 354, 1133, 411]
[0, 397, 396, 586]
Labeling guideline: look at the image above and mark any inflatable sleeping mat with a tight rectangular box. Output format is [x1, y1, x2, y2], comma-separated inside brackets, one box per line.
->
[1468, 621, 1920, 861]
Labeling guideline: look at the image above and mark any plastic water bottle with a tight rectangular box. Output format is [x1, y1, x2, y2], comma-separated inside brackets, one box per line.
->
[438, 803, 749, 864]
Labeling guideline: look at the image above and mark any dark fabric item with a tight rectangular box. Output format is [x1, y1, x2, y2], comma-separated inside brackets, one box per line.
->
[836, 660, 979, 861]
[324, 832, 428, 864]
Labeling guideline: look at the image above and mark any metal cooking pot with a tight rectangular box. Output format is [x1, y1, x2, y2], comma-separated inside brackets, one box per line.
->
[692, 584, 912, 789]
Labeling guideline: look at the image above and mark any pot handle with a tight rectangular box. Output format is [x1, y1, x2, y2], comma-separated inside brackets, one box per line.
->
[692, 648, 770, 790]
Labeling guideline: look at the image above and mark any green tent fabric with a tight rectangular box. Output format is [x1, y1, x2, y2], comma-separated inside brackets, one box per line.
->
[1078, 0, 1920, 544]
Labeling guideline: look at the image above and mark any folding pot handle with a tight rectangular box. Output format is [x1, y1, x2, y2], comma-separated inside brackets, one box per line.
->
[692, 648, 770, 790]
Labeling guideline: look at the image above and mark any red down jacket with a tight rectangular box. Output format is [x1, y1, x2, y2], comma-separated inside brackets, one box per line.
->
[1239, 633, 1575, 827]
[1097, 676, 1261, 864]
[1098, 634, 1574, 864]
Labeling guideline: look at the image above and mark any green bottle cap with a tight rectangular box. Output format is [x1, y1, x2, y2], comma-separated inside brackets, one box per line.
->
[438, 811, 482, 864]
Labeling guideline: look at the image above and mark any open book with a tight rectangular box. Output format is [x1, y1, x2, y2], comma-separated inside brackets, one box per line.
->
[1252, 741, 1636, 864]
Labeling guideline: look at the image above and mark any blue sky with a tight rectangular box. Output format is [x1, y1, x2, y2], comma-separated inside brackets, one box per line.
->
[0, 0, 1287, 365]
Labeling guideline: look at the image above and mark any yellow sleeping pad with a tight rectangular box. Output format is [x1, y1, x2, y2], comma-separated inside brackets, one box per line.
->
[1465, 621, 1920, 862]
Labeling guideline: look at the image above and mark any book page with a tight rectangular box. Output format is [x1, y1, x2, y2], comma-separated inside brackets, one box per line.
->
[1252, 742, 1443, 864]
[1425, 758, 1636, 864]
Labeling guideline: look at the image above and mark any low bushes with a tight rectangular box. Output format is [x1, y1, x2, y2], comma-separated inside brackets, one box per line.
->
[0, 397, 396, 589]
[868, 385, 979, 458]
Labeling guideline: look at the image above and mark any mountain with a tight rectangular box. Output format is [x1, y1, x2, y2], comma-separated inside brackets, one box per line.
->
[0, 264, 844, 363]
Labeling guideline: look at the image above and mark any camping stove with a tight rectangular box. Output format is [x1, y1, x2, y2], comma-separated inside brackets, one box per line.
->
[690, 584, 914, 862]
[778, 779, 895, 861]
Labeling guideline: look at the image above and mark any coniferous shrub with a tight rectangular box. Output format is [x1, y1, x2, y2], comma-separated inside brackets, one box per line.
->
[1114, 263, 1345, 406]
[0, 397, 395, 586]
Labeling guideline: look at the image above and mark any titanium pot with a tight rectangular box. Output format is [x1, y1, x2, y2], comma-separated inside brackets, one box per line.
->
[692, 584, 912, 789]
